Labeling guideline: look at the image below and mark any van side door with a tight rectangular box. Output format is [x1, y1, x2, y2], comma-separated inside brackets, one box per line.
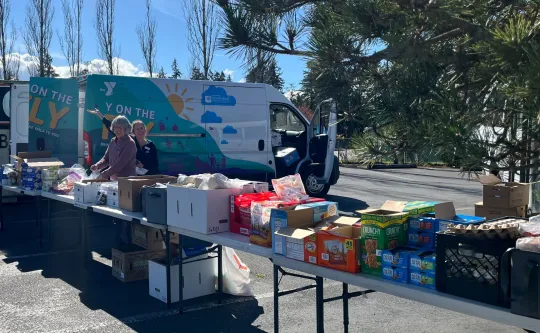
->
[202, 84, 273, 181]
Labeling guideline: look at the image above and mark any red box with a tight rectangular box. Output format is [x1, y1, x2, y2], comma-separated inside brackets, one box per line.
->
[230, 192, 277, 236]
[317, 225, 362, 273]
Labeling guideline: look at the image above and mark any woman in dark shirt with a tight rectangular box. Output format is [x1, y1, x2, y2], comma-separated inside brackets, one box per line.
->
[87, 109, 160, 175]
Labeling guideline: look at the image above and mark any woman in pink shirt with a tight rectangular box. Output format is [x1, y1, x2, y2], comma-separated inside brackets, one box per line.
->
[90, 116, 137, 180]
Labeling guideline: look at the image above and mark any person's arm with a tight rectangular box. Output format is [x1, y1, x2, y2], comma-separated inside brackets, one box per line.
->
[102, 117, 112, 131]
[93, 145, 110, 170]
[101, 141, 137, 179]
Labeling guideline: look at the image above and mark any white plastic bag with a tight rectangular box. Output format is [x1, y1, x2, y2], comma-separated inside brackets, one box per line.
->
[221, 247, 254, 297]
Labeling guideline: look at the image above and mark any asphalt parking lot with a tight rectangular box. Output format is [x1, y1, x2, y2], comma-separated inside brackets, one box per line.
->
[0, 168, 532, 333]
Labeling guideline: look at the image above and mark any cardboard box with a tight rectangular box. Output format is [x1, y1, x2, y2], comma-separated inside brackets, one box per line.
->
[479, 174, 530, 208]
[432, 202, 485, 231]
[474, 202, 526, 219]
[382, 265, 408, 283]
[119, 175, 177, 212]
[274, 227, 318, 264]
[74, 180, 109, 204]
[403, 201, 438, 217]
[111, 245, 166, 282]
[295, 201, 338, 223]
[358, 201, 409, 276]
[409, 270, 436, 289]
[409, 250, 436, 274]
[131, 223, 180, 251]
[317, 225, 362, 273]
[381, 247, 417, 269]
[148, 255, 216, 303]
[267, 206, 314, 249]
[167, 183, 254, 234]
[407, 231, 435, 250]
[11, 151, 64, 184]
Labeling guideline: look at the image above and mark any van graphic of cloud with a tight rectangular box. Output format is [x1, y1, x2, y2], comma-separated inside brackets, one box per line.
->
[201, 111, 223, 123]
[221, 140, 229, 144]
[201, 86, 237, 106]
[223, 125, 238, 135]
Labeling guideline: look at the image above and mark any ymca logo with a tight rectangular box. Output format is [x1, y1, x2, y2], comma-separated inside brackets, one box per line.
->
[100, 82, 116, 96]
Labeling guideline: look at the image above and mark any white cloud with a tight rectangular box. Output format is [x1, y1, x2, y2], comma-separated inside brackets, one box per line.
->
[4, 53, 150, 80]
[151, 0, 184, 19]
[223, 69, 234, 78]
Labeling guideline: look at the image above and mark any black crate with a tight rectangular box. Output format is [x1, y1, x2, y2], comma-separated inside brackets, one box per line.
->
[435, 232, 516, 308]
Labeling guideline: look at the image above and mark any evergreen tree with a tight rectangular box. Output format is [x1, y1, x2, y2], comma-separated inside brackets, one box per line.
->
[211, 70, 227, 81]
[190, 66, 205, 80]
[157, 66, 166, 78]
[246, 58, 284, 91]
[44, 54, 59, 78]
[170, 58, 182, 79]
[226, 74, 232, 82]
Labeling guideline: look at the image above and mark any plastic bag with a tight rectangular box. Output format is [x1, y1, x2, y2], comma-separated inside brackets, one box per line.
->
[517, 237, 540, 252]
[83, 171, 100, 181]
[221, 247, 253, 296]
[272, 174, 309, 202]
[520, 217, 540, 237]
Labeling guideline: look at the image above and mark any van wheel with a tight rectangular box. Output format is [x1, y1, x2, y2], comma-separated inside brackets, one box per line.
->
[302, 169, 330, 198]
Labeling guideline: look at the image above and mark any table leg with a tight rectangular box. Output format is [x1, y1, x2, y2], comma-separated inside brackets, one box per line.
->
[316, 276, 324, 333]
[217, 245, 223, 305]
[81, 209, 88, 266]
[343, 283, 349, 333]
[178, 234, 184, 314]
[0, 184, 4, 232]
[165, 230, 171, 309]
[37, 196, 42, 248]
[273, 264, 279, 333]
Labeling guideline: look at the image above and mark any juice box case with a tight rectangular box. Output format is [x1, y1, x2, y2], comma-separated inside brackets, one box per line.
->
[403, 201, 438, 217]
[295, 201, 338, 223]
[382, 265, 408, 283]
[409, 270, 436, 289]
[409, 251, 436, 274]
[381, 247, 417, 269]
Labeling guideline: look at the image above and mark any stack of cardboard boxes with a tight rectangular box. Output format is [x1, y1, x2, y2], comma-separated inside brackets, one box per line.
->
[475, 175, 530, 219]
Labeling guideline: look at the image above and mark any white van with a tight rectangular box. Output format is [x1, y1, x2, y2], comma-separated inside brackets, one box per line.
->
[37, 75, 341, 197]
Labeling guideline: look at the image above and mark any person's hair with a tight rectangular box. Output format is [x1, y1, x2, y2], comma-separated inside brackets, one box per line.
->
[110, 115, 132, 133]
[132, 120, 147, 136]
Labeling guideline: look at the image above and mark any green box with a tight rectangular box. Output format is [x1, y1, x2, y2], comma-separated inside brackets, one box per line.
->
[359, 205, 408, 276]
[403, 201, 438, 217]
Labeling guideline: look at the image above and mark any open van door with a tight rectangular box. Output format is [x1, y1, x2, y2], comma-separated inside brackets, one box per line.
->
[10, 84, 29, 158]
[302, 99, 338, 197]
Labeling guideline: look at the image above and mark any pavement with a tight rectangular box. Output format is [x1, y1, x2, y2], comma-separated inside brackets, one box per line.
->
[0, 168, 531, 333]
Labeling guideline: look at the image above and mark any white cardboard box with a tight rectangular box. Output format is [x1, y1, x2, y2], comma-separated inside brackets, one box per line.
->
[74, 182, 101, 204]
[167, 184, 254, 234]
[107, 190, 119, 208]
[148, 255, 216, 303]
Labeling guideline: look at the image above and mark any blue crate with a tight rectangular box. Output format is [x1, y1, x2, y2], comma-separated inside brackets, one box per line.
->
[409, 270, 436, 289]
[409, 250, 436, 274]
[407, 231, 435, 250]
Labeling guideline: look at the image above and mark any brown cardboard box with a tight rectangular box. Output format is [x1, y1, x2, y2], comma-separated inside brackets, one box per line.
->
[118, 175, 176, 211]
[11, 151, 64, 184]
[474, 202, 526, 219]
[111, 245, 166, 282]
[131, 223, 179, 250]
[317, 225, 362, 273]
[479, 175, 530, 208]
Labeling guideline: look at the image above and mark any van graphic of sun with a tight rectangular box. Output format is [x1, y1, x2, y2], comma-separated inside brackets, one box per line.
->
[166, 83, 195, 120]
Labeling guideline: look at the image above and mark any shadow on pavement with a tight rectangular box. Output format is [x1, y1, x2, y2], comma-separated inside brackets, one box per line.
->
[326, 194, 368, 213]
[1, 199, 267, 332]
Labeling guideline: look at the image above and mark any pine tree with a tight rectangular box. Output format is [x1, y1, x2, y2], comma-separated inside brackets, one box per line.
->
[170, 58, 182, 79]
[246, 58, 284, 91]
[226, 74, 232, 82]
[190, 66, 205, 80]
[44, 54, 59, 78]
[157, 66, 166, 78]
[212, 70, 227, 81]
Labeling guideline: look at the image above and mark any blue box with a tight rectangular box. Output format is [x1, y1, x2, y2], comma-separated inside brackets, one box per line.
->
[435, 214, 485, 232]
[407, 231, 435, 250]
[382, 265, 408, 283]
[409, 270, 436, 289]
[409, 250, 436, 274]
[295, 201, 338, 223]
[408, 216, 437, 233]
[381, 247, 417, 268]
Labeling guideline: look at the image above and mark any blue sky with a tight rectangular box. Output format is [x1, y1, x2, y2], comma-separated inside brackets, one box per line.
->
[10, 0, 307, 87]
